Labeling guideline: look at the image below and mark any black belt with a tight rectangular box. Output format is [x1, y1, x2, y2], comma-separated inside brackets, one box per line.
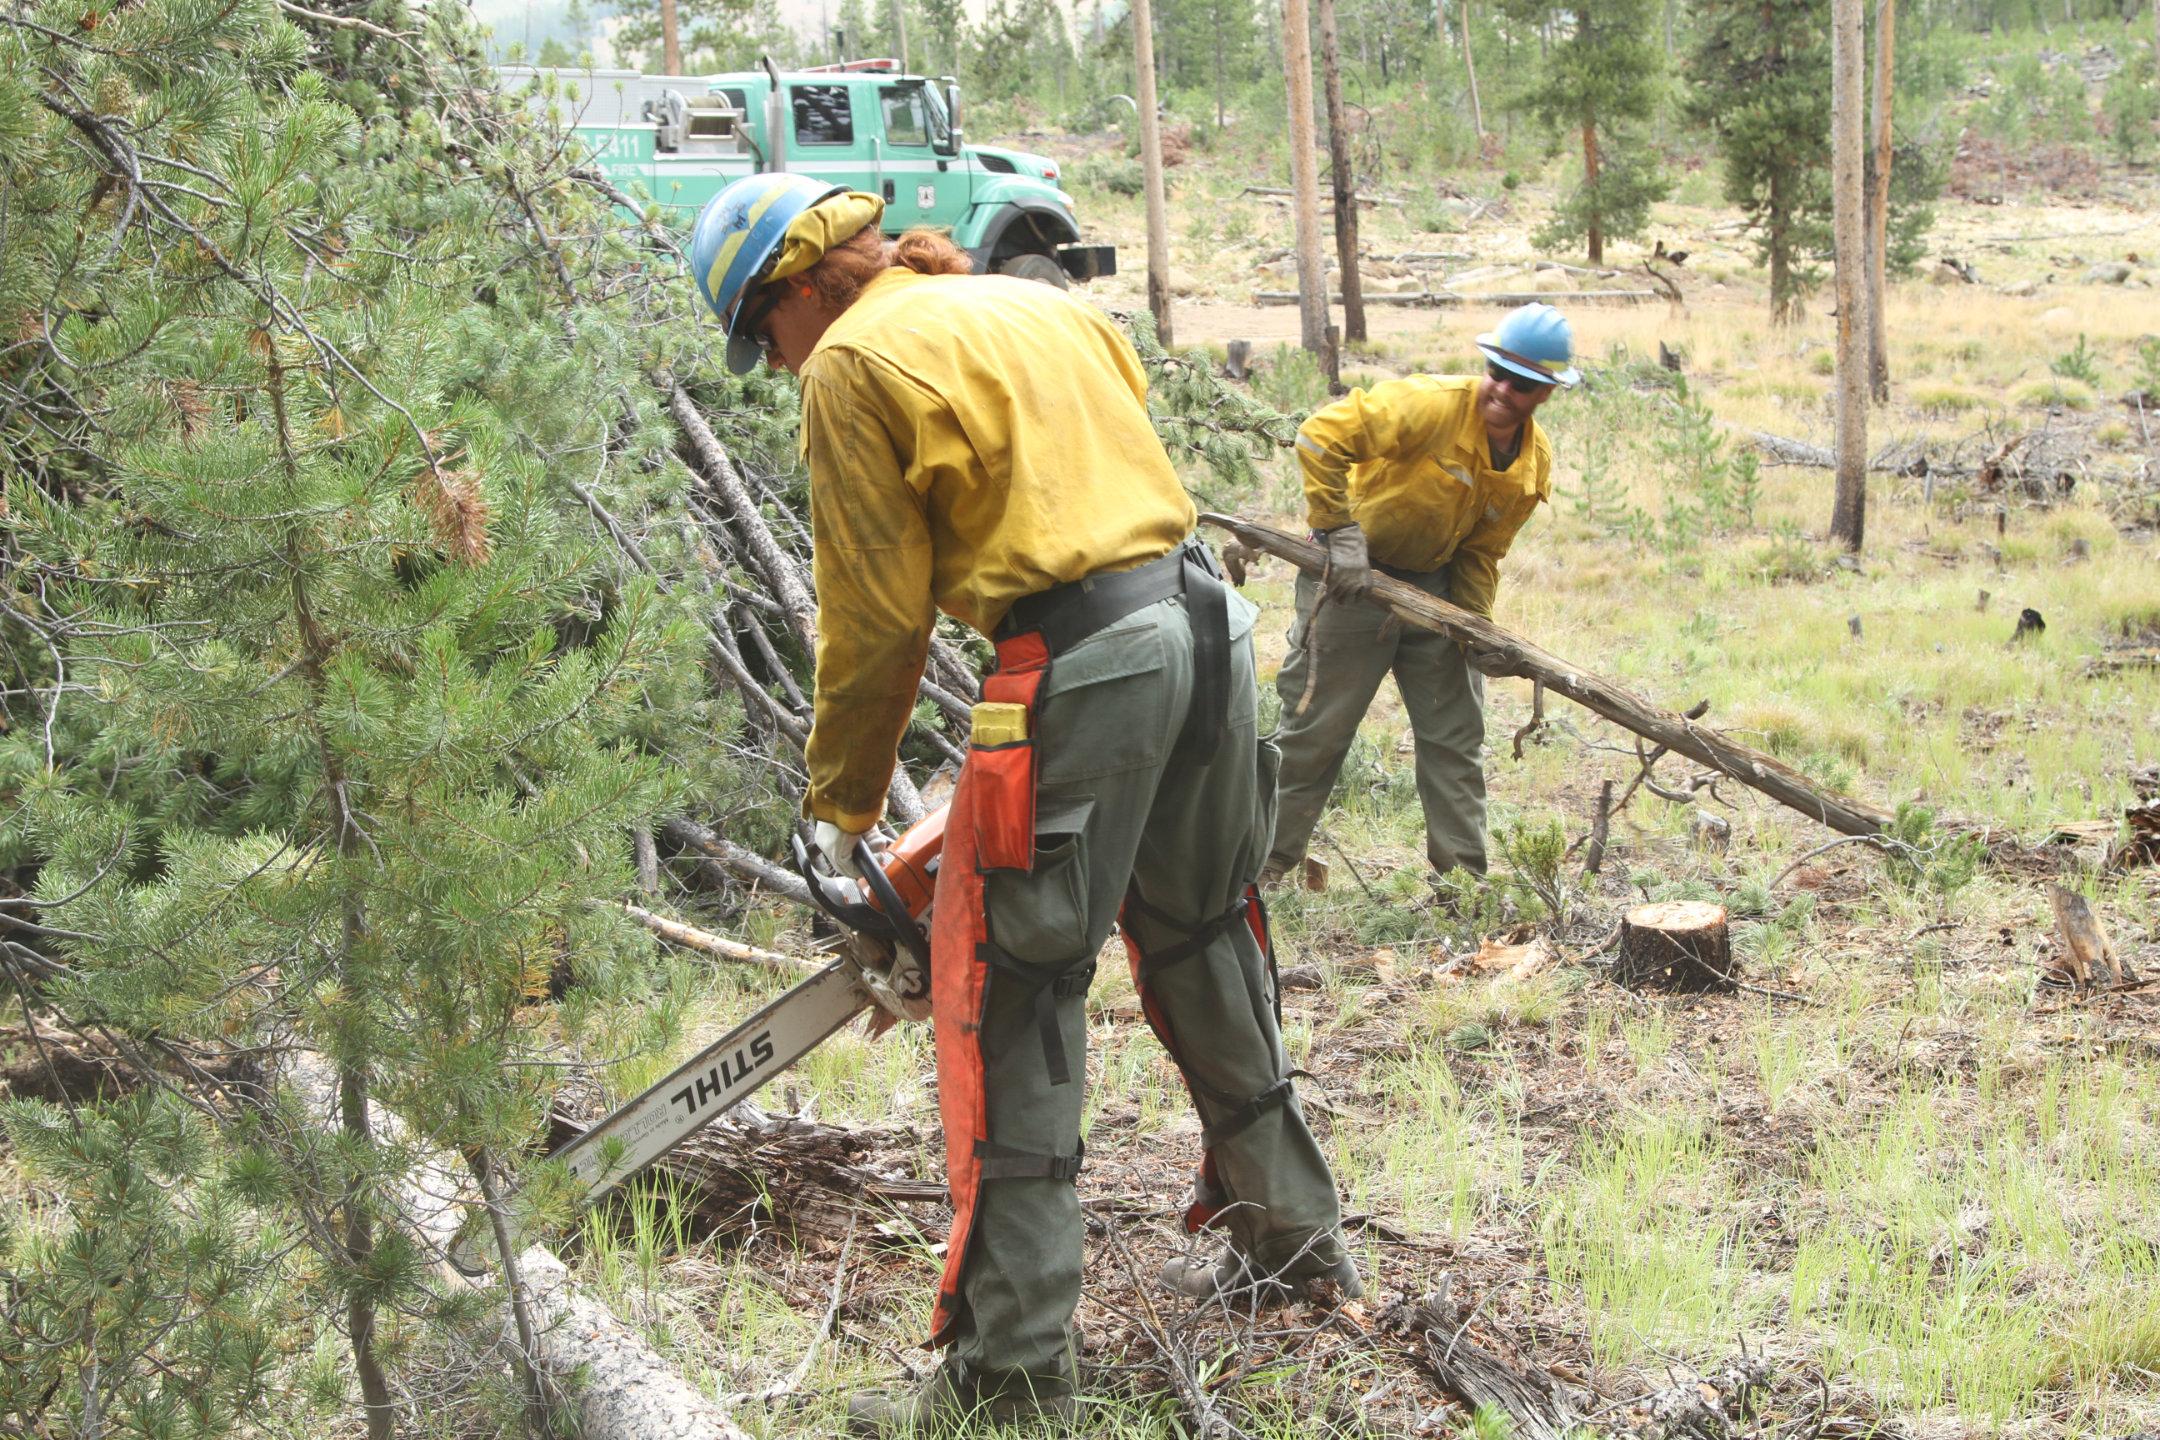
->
[996, 538, 1230, 762]
[1376, 559, 1444, 583]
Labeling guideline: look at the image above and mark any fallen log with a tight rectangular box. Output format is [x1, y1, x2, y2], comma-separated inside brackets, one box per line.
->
[1747, 428, 1941, 475]
[665, 380, 818, 658]
[610, 901, 821, 974]
[1242, 183, 1405, 207]
[1200, 515, 1897, 837]
[1251, 289, 1657, 307]
[663, 816, 814, 907]
[284, 1056, 752, 1439]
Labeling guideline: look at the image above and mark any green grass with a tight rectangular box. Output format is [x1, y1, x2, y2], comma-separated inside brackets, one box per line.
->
[533, 100, 2160, 1440]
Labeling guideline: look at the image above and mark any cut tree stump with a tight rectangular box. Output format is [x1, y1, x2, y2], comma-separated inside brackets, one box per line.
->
[1614, 901, 1735, 992]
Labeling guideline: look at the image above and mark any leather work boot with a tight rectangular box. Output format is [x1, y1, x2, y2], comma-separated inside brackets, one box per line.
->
[1158, 1249, 1364, 1307]
[844, 1364, 1078, 1436]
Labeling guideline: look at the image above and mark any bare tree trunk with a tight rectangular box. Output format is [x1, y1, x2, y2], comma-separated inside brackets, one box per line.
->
[1866, 0, 1896, 403]
[1461, 0, 1485, 137]
[1215, 6, 1227, 127]
[1283, 0, 1330, 356]
[340, 1068, 395, 1440]
[893, 0, 909, 71]
[661, 0, 682, 74]
[1134, 0, 1174, 346]
[1769, 176, 1792, 323]
[1581, 120, 1603, 263]
[1318, 0, 1366, 343]
[1830, 0, 1868, 551]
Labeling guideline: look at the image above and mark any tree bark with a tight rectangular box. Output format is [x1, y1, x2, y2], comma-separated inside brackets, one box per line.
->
[1200, 515, 1900, 837]
[1461, 0, 1485, 137]
[1283, 0, 1331, 356]
[1318, 0, 1366, 344]
[1133, 0, 1174, 346]
[340, 1068, 395, 1440]
[1829, 0, 1868, 552]
[1866, 0, 1896, 403]
[660, 0, 682, 74]
[285, 1056, 754, 1440]
[667, 383, 818, 659]
[892, 0, 909, 71]
[1581, 120, 1603, 264]
[1615, 901, 1735, 991]
[1214, 5, 1227, 127]
[1768, 174, 1792, 323]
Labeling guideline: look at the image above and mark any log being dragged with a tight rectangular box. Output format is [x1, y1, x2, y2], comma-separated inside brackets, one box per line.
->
[1615, 901, 1735, 992]
[1199, 515, 1898, 838]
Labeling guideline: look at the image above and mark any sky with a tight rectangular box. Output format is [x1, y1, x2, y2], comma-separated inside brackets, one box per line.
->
[464, 0, 991, 65]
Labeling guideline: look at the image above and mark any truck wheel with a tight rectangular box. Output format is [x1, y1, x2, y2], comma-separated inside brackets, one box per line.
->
[996, 252, 1070, 289]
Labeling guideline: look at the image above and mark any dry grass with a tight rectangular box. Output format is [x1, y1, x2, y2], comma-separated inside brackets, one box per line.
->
[555, 139, 2160, 1440]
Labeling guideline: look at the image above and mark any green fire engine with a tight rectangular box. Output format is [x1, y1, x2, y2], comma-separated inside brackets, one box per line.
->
[498, 58, 1114, 286]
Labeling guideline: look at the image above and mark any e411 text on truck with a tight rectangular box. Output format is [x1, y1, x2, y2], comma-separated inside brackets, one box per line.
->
[497, 57, 1116, 288]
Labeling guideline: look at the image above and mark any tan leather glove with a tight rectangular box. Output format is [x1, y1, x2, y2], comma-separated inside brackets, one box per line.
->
[813, 819, 872, 881]
[1322, 523, 1374, 604]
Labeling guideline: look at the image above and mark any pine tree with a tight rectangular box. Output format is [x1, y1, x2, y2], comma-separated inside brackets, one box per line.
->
[1685, 0, 1833, 322]
[1161, 0, 1260, 122]
[611, 0, 759, 71]
[1516, 0, 1670, 263]
[0, 2, 778, 1431]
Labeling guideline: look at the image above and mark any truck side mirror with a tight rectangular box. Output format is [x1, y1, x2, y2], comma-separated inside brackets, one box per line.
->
[941, 78, 963, 152]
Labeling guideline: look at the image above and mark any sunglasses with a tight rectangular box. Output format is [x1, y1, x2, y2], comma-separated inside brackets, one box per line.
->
[1486, 359, 1555, 394]
[739, 286, 783, 356]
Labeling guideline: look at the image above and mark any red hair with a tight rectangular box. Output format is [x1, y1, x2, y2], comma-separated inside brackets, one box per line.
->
[797, 226, 973, 313]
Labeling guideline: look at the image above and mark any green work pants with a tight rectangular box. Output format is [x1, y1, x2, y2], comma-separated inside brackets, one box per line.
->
[1269, 568, 1490, 876]
[950, 591, 1349, 1390]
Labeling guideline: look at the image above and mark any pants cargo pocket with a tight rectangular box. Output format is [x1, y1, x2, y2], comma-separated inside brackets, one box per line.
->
[983, 806, 1097, 1089]
[984, 807, 1094, 970]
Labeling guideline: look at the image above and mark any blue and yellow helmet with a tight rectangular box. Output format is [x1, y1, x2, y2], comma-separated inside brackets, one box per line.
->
[689, 173, 850, 374]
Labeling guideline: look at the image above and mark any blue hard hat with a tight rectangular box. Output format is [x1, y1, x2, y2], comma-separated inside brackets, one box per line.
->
[690, 173, 848, 374]
[1475, 302, 1580, 388]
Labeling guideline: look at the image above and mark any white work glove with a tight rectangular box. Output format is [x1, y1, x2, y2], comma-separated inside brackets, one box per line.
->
[814, 819, 871, 881]
[1321, 523, 1374, 604]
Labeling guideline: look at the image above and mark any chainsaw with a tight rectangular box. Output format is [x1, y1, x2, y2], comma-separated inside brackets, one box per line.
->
[450, 809, 944, 1270]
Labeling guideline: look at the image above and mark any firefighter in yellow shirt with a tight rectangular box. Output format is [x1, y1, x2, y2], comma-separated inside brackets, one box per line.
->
[1266, 303, 1577, 882]
[689, 175, 1355, 1432]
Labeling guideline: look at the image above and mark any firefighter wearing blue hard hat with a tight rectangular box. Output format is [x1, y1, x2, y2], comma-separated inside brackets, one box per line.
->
[689, 172, 869, 374]
[687, 175, 1357, 1431]
[1264, 301, 1577, 884]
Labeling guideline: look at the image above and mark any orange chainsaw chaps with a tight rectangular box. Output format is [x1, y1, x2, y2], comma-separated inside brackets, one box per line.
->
[928, 631, 1050, 1349]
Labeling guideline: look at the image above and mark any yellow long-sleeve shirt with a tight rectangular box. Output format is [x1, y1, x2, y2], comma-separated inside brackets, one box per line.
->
[797, 267, 1196, 829]
[1296, 375, 1551, 618]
